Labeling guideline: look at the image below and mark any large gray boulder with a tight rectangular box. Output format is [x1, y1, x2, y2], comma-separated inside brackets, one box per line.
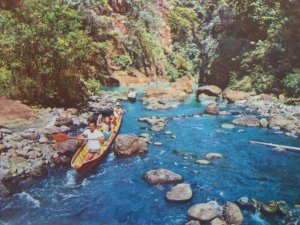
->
[188, 202, 219, 221]
[166, 183, 193, 202]
[144, 168, 183, 185]
[53, 139, 81, 154]
[223, 202, 243, 225]
[113, 134, 148, 157]
[233, 115, 260, 127]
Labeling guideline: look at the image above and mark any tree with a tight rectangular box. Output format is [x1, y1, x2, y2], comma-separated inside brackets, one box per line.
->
[0, 0, 104, 107]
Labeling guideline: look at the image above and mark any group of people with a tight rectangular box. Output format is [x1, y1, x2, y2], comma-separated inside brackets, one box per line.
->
[77, 102, 125, 162]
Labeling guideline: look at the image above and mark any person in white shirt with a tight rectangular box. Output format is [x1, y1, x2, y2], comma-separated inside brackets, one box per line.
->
[78, 120, 105, 161]
[113, 102, 125, 120]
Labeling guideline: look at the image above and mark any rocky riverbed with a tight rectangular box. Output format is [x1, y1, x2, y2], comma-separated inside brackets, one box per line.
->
[1, 83, 299, 225]
[197, 85, 300, 138]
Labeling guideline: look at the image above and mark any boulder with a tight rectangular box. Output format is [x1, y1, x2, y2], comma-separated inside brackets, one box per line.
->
[260, 118, 268, 127]
[27, 159, 48, 178]
[54, 116, 73, 127]
[53, 139, 81, 154]
[195, 160, 210, 165]
[166, 183, 193, 202]
[46, 126, 61, 134]
[204, 103, 219, 115]
[233, 115, 260, 127]
[0, 98, 38, 126]
[269, 116, 292, 129]
[185, 220, 201, 225]
[39, 134, 49, 144]
[205, 153, 223, 159]
[0, 128, 13, 134]
[188, 202, 218, 221]
[221, 123, 235, 129]
[210, 218, 225, 225]
[223, 89, 254, 102]
[0, 131, 3, 140]
[21, 132, 40, 141]
[235, 197, 258, 212]
[171, 75, 193, 93]
[223, 202, 243, 225]
[113, 134, 148, 157]
[197, 85, 222, 97]
[144, 168, 183, 185]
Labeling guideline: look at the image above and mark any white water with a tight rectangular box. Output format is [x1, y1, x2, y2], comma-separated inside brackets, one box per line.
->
[17, 192, 41, 208]
[251, 212, 270, 225]
[65, 170, 76, 187]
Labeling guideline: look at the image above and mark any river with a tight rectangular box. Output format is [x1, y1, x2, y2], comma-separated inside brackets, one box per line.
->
[0, 86, 300, 225]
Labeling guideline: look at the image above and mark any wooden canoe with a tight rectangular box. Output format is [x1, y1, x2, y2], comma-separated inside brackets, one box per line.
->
[71, 115, 122, 173]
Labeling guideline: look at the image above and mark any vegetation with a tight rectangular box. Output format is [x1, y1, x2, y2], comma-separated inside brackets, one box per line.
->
[227, 0, 300, 97]
[0, 0, 104, 107]
[0, 0, 299, 108]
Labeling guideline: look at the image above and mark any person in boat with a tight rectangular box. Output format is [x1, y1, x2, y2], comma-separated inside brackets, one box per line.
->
[99, 116, 114, 141]
[127, 88, 137, 102]
[77, 120, 105, 161]
[113, 102, 125, 120]
[96, 114, 103, 128]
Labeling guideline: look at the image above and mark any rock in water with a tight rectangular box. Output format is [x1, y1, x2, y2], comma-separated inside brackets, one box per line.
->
[153, 142, 163, 146]
[210, 218, 225, 225]
[205, 153, 223, 159]
[113, 134, 148, 157]
[185, 220, 201, 225]
[166, 183, 193, 202]
[195, 160, 210, 165]
[144, 168, 183, 185]
[233, 115, 260, 127]
[223, 202, 243, 225]
[221, 123, 235, 129]
[204, 103, 219, 115]
[188, 202, 218, 221]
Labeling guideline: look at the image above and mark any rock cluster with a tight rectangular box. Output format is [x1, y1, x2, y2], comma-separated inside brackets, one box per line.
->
[138, 116, 167, 132]
[142, 75, 193, 110]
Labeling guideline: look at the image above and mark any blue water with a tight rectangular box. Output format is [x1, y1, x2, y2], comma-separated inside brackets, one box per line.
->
[1, 86, 300, 225]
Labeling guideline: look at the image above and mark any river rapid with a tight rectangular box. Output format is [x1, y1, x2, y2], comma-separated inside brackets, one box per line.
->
[0, 86, 300, 225]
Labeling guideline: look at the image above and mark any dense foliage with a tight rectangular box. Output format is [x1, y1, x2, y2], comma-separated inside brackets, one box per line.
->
[227, 0, 300, 97]
[0, 0, 103, 107]
[0, 0, 299, 108]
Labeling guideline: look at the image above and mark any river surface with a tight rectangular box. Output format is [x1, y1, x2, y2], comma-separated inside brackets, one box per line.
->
[1, 86, 300, 225]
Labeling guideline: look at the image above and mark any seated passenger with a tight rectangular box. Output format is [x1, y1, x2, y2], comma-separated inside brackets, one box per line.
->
[100, 116, 113, 141]
[113, 102, 125, 120]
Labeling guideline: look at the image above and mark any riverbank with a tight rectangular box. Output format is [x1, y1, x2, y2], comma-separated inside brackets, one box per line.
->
[197, 86, 300, 138]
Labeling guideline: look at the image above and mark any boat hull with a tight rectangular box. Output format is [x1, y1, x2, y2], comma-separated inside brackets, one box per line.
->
[71, 115, 122, 172]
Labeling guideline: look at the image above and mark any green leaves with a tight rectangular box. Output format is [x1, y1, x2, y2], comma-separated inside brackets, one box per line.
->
[0, 0, 103, 107]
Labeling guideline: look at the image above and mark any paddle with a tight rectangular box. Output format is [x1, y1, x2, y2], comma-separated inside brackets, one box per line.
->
[53, 133, 100, 142]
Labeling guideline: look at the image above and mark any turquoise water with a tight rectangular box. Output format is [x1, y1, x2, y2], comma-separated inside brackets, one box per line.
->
[0, 86, 300, 225]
